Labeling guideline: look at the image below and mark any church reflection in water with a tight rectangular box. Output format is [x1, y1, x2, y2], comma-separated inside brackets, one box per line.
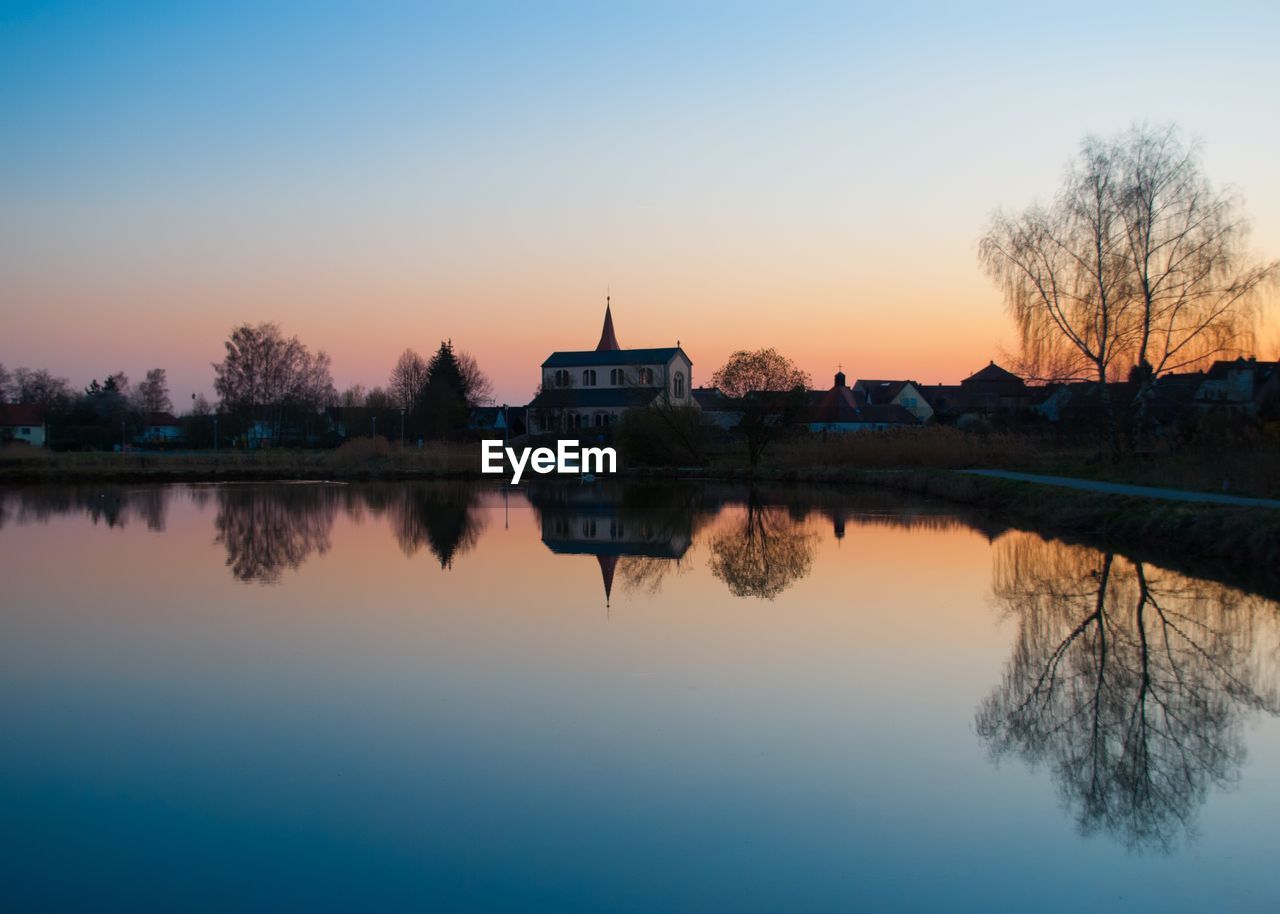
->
[526, 482, 699, 606]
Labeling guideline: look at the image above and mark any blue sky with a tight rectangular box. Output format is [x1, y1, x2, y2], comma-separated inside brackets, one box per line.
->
[3, 1, 1277, 401]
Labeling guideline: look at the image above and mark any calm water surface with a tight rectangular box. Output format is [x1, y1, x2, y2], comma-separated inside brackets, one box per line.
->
[1, 481, 1278, 912]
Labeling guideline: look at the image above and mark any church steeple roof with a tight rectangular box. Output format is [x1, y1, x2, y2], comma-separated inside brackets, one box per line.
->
[597, 554, 617, 607]
[595, 297, 621, 351]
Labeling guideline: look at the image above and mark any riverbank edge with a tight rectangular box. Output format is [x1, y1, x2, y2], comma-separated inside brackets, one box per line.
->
[681, 465, 1280, 595]
[4, 457, 1277, 591]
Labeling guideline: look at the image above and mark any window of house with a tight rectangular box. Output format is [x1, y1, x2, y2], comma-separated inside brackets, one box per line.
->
[20, 427, 30, 434]
[582, 519, 597, 537]
[583, 369, 597, 386]
[554, 369, 570, 387]
[638, 367, 654, 385]
[610, 368, 624, 385]
[673, 372, 685, 398]
[609, 519, 623, 539]
[902, 397, 916, 408]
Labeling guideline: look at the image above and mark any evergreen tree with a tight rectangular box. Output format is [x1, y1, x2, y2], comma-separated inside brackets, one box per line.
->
[417, 340, 469, 441]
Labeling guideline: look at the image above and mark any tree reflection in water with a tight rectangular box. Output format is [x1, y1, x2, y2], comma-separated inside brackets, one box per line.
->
[976, 532, 1280, 851]
[708, 495, 817, 599]
[386, 483, 486, 568]
[214, 485, 343, 583]
[0, 485, 170, 531]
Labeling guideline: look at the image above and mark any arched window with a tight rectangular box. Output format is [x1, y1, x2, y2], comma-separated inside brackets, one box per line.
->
[673, 372, 685, 398]
[610, 368, 624, 385]
[572, 413, 583, 429]
[583, 369, 597, 386]
[554, 369, 570, 388]
[638, 367, 654, 385]
[582, 519, 597, 537]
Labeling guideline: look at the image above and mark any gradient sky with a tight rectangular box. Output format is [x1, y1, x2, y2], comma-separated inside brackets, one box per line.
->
[2, 1, 1278, 405]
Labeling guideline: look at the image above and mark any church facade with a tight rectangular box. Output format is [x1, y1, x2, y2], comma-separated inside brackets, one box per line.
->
[527, 302, 695, 433]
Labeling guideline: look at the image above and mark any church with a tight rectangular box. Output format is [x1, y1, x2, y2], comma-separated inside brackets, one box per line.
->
[527, 301, 695, 433]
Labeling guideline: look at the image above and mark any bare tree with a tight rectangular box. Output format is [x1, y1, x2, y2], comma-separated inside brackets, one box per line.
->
[12, 367, 73, 406]
[388, 348, 428, 411]
[339, 384, 367, 408]
[189, 393, 213, 417]
[711, 348, 811, 467]
[212, 322, 336, 436]
[456, 349, 494, 407]
[135, 368, 172, 414]
[365, 386, 394, 410]
[980, 125, 1276, 446]
[0, 363, 11, 404]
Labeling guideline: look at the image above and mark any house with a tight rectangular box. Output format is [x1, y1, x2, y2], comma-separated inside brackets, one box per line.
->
[139, 411, 184, 444]
[924, 361, 1031, 423]
[527, 301, 695, 433]
[1032, 372, 1205, 432]
[0, 404, 46, 447]
[1194, 358, 1279, 416]
[808, 371, 920, 433]
[468, 404, 527, 438]
[692, 387, 741, 429]
[852, 378, 934, 422]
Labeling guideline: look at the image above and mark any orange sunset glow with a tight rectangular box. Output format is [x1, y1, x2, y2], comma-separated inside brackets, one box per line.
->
[3, 4, 1277, 404]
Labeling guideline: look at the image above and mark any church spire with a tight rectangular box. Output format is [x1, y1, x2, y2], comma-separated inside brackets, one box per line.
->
[595, 296, 621, 351]
[597, 554, 617, 607]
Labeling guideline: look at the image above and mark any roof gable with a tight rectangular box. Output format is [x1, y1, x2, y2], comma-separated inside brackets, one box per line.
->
[963, 361, 1024, 385]
[0, 404, 46, 426]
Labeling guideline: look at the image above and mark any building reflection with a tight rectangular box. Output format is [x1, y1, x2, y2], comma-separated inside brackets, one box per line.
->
[976, 532, 1280, 851]
[528, 482, 700, 605]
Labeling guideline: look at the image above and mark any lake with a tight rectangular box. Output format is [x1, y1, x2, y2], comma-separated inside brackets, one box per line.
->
[1, 481, 1278, 912]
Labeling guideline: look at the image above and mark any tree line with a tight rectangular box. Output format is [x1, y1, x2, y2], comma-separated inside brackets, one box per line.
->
[1, 322, 493, 448]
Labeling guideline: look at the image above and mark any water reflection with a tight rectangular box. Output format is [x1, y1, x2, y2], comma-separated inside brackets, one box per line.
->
[976, 533, 1280, 851]
[528, 483, 702, 604]
[2, 480, 1280, 864]
[214, 485, 343, 583]
[384, 483, 486, 568]
[708, 493, 817, 600]
[0, 484, 169, 531]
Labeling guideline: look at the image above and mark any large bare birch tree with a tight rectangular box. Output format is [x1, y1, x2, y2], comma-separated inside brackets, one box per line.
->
[980, 125, 1275, 445]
